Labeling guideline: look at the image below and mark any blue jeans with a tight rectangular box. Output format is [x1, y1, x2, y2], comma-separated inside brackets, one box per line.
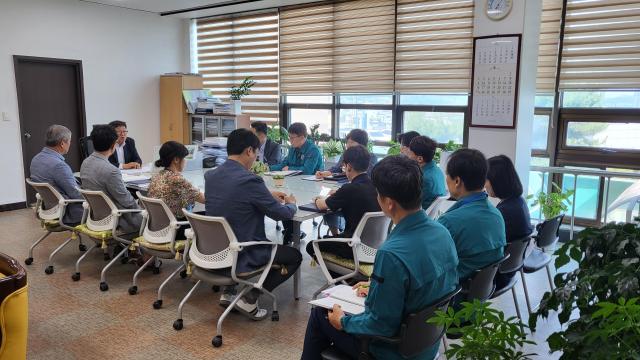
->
[301, 307, 361, 360]
[323, 212, 345, 231]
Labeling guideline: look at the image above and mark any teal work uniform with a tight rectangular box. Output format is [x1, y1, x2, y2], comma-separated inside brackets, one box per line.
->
[421, 160, 447, 210]
[270, 138, 323, 175]
[437, 192, 506, 280]
[341, 211, 459, 360]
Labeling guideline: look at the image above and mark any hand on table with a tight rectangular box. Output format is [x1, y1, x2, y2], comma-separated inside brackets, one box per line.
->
[316, 170, 331, 179]
[282, 166, 289, 171]
[271, 190, 287, 203]
[284, 194, 297, 205]
[123, 162, 141, 170]
[328, 189, 337, 196]
[352, 281, 370, 297]
[328, 304, 345, 330]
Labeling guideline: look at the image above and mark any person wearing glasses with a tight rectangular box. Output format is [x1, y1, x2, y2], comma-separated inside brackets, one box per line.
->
[108, 120, 142, 169]
[270, 122, 323, 175]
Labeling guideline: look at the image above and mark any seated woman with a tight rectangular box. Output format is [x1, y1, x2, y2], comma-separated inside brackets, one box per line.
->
[485, 155, 533, 288]
[148, 141, 204, 239]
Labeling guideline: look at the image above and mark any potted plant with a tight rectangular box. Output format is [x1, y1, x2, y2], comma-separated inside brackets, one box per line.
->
[387, 140, 400, 156]
[250, 161, 269, 176]
[435, 140, 462, 167]
[322, 139, 343, 164]
[267, 125, 289, 145]
[272, 174, 285, 187]
[529, 182, 574, 220]
[530, 221, 640, 359]
[229, 76, 255, 114]
[429, 300, 536, 360]
[309, 124, 331, 145]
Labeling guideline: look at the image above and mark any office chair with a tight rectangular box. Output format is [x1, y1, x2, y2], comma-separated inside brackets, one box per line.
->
[78, 136, 94, 160]
[0, 252, 28, 360]
[490, 237, 531, 321]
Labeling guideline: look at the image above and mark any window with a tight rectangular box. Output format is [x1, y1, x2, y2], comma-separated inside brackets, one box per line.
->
[338, 109, 392, 141]
[290, 108, 333, 136]
[400, 94, 468, 106]
[536, 0, 563, 94]
[286, 95, 332, 104]
[562, 91, 640, 109]
[566, 121, 640, 150]
[339, 94, 393, 105]
[402, 111, 464, 144]
[532, 114, 550, 151]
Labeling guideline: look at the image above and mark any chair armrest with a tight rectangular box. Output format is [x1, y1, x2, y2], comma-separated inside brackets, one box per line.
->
[61, 199, 85, 204]
[173, 221, 190, 227]
[229, 241, 278, 289]
[231, 241, 278, 250]
[114, 209, 144, 214]
[310, 237, 358, 245]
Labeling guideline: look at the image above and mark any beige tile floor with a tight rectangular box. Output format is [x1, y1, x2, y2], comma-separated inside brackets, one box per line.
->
[0, 208, 564, 359]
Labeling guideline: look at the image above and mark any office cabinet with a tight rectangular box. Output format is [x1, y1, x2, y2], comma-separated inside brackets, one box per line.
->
[160, 74, 203, 144]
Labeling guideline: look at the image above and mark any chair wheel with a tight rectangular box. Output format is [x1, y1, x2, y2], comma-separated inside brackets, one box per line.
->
[179, 270, 187, 279]
[45, 266, 54, 275]
[99, 282, 109, 292]
[152, 266, 160, 275]
[24, 257, 33, 265]
[79, 244, 87, 251]
[128, 286, 138, 295]
[212, 335, 222, 348]
[71, 272, 81, 281]
[212, 285, 220, 292]
[173, 319, 183, 331]
[271, 311, 279, 322]
[153, 300, 162, 309]
[103, 254, 111, 261]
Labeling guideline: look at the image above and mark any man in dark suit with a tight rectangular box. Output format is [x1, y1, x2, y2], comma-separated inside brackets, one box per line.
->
[108, 120, 142, 169]
[250, 121, 282, 166]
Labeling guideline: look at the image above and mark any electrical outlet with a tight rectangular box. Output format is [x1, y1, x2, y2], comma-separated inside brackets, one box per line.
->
[1, 112, 9, 122]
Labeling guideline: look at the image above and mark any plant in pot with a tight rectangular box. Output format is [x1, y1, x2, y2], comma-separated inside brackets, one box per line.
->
[429, 300, 536, 360]
[272, 174, 285, 187]
[528, 182, 574, 220]
[434, 140, 462, 165]
[250, 161, 269, 176]
[267, 125, 289, 145]
[387, 140, 400, 156]
[229, 76, 255, 114]
[529, 221, 640, 359]
[322, 139, 344, 164]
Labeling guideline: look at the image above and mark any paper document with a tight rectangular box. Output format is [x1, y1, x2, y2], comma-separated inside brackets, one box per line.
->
[309, 285, 366, 315]
[309, 297, 364, 315]
[265, 170, 302, 177]
[121, 164, 152, 175]
[122, 174, 151, 183]
[302, 176, 323, 181]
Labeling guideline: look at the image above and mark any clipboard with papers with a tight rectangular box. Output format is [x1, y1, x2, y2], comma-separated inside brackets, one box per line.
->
[309, 285, 365, 315]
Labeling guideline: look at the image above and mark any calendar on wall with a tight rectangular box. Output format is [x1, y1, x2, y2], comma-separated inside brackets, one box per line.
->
[470, 34, 521, 129]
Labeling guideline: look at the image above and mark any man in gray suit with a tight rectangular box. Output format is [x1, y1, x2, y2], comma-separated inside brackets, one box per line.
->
[80, 125, 142, 234]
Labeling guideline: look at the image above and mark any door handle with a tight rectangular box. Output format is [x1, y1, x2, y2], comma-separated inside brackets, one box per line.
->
[24, 132, 31, 139]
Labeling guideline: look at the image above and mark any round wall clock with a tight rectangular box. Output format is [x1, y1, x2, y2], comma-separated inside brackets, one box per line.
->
[486, 0, 513, 21]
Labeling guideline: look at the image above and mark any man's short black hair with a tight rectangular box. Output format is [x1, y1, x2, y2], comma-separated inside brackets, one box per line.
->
[251, 121, 268, 135]
[487, 155, 523, 199]
[398, 131, 420, 147]
[342, 145, 371, 173]
[109, 120, 127, 129]
[446, 148, 487, 191]
[227, 128, 260, 156]
[346, 129, 369, 146]
[371, 155, 422, 210]
[409, 136, 438, 162]
[91, 125, 118, 152]
[288, 122, 307, 137]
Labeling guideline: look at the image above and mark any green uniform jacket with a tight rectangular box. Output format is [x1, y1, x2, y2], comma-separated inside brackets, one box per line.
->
[341, 211, 459, 360]
[421, 160, 447, 210]
[437, 192, 506, 279]
[269, 138, 323, 175]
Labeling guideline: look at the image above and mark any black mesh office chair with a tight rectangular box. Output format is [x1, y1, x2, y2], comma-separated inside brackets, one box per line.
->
[79, 136, 94, 160]
[490, 237, 531, 320]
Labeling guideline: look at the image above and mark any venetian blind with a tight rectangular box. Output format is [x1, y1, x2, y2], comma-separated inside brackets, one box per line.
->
[279, 0, 396, 94]
[196, 11, 279, 121]
[536, 0, 564, 93]
[395, 0, 474, 93]
[560, 0, 640, 90]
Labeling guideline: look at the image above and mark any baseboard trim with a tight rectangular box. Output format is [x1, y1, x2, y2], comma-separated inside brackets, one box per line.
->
[0, 202, 27, 212]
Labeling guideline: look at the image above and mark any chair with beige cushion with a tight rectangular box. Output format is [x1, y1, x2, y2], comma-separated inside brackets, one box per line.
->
[310, 212, 391, 299]
[24, 178, 85, 274]
[0, 252, 28, 360]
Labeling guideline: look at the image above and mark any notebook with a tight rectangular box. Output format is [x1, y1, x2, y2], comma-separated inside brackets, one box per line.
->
[264, 170, 302, 177]
[309, 285, 366, 315]
[299, 202, 326, 213]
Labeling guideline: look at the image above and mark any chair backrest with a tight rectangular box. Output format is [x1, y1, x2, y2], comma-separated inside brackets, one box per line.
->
[425, 196, 449, 219]
[535, 214, 564, 249]
[429, 199, 456, 219]
[499, 237, 531, 274]
[79, 136, 94, 160]
[0, 252, 28, 360]
[137, 193, 178, 244]
[25, 178, 65, 221]
[183, 211, 234, 270]
[78, 189, 118, 231]
[397, 286, 462, 358]
[466, 254, 510, 302]
[353, 212, 391, 263]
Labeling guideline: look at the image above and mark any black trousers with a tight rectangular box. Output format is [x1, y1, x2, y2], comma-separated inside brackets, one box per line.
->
[244, 244, 302, 303]
[305, 239, 354, 260]
[301, 307, 361, 360]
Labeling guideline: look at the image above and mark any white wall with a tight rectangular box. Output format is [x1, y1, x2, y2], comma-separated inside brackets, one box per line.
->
[0, 0, 189, 205]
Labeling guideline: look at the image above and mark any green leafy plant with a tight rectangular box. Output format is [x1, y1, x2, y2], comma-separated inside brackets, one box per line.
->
[387, 140, 400, 155]
[433, 140, 462, 163]
[530, 222, 640, 359]
[267, 125, 289, 145]
[529, 182, 574, 219]
[309, 124, 331, 145]
[272, 174, 285, 180]
[229, 76, 255, 100]
[322, 139, 344, 159]
[429, 300, 535, 360]
[250, 161, 269, 176]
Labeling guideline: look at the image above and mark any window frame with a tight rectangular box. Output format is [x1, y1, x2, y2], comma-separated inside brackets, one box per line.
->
[397, 104, 470, 147]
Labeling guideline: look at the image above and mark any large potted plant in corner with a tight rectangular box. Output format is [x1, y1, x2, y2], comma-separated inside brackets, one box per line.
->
[229, 76, 255, 114]
[529, 221, 640, 359]
[529, 182, 574, 220]
[322, 139, 343, 165]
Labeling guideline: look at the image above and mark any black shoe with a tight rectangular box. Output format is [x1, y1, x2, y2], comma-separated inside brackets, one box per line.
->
[283, 231, 306, 245]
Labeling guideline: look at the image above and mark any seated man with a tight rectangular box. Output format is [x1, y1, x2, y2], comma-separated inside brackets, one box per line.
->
[250, 121, 282, 166]
[437, 148, 506, 281]
[29, 124, 83, 224]
[398, 131, 419, 156]
[301, 155, 459, 360]
[315, 129, 377, 178]
[108, 120, 142, 170]
[80, 125, 142, 234]
[407, 136, 447, 210]
[270, 122, 323, 175]
[205, 128, 302, 319]
[306, 145, 381, 257]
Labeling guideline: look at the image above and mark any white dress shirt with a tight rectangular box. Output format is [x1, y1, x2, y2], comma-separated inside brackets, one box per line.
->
[258, 141, 266, 163]
[115, 142, 125, 169]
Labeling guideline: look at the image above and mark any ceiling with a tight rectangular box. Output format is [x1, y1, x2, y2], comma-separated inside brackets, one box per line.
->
[80, 0, 321, 18]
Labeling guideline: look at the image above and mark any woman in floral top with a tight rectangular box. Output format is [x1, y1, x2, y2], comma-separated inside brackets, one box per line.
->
[148, 141, 204, 238]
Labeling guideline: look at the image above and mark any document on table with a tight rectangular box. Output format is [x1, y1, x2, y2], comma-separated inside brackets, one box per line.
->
[264, 170, 302, 177]
[122, 173, 151, 183]
[302, 176, 323, 181]
[121, 164, 152, 175]
[309, 285, 365, 315]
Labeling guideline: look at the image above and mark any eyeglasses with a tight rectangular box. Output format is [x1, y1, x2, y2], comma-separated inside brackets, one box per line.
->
[117, 130, 129, 135]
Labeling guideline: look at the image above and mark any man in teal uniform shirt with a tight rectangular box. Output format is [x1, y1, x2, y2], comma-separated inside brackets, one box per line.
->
[301, 155, 459, 360]
[270, 122, 323, 175]
[437, 148, 506, 280]
[407, 136, 447, 210]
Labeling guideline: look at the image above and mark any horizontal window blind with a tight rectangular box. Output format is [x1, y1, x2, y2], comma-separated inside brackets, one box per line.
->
[279, 0, 395, 94]
[537, 0, 563, 94]
[196, 11, 279, 121]
[560, 0, 640, 90]
[395, 0, 474, 93]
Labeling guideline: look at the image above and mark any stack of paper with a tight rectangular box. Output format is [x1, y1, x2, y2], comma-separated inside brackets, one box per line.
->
[122, 173, 151, 184]
[265, 170, 302, 177]
[309, 285, 365, 315]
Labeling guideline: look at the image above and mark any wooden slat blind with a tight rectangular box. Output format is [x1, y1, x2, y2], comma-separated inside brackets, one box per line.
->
[196, 11, 279, 121]
[394, 0, 474, 93]
[537, 0, 563, 94]
[279, 0, 396, 94]
[560, 0, 640, 90]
